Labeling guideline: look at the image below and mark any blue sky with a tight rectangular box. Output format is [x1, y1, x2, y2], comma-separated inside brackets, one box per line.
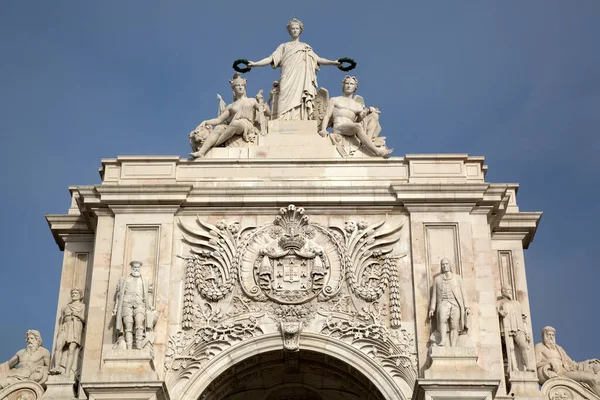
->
[0, 1, 598, 363]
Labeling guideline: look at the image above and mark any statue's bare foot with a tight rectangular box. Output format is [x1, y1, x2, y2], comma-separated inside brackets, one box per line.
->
[189, 151, 205, 159]
[377, 148, 393, 158]
[318, 130, 328, 138]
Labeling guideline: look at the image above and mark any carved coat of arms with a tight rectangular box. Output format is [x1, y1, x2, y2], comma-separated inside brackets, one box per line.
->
[242, 205, 343, 304]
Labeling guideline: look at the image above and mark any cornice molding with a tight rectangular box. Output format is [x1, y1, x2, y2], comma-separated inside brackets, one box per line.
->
[45, 214, 95, 251]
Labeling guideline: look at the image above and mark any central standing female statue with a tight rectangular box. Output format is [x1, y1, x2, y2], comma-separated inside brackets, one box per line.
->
[248, 18, 340, 120]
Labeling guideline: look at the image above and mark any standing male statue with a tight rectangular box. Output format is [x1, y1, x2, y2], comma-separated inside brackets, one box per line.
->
[535, 326, 600, 396]
[248, 18, 340, 121]
[498, 286, 534, 372]
[113, 261, 155, 350]
[51, 288, 85, 378]
[428, 258, 469, 347]
[0, 330, 50, 389]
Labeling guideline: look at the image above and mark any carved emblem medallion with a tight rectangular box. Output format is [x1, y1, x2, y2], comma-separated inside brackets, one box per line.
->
[241, 205, 343, 304]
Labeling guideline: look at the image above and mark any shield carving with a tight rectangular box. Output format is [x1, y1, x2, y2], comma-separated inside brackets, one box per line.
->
[273, 254, 313, 292]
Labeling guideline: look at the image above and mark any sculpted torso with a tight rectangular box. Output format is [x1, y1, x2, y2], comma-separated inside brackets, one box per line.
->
[535, 343, 571, 374]
[330, 97, 362, 130]
[123, 276, 145, 301]
[15, 348, 50, 372]
[228, 97, 257, 121]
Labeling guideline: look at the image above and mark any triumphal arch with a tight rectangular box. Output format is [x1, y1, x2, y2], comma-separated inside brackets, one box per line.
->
[3, 17, 600, 400]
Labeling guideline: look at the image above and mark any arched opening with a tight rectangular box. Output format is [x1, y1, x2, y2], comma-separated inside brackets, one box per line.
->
[198, 349, 387, 400]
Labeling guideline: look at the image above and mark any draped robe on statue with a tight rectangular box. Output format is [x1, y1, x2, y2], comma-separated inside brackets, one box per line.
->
[270, 41, 320, 120]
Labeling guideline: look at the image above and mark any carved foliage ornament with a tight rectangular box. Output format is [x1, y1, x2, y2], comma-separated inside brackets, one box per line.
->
[179, 206, 405, 316]
[172, 205, 414, 388]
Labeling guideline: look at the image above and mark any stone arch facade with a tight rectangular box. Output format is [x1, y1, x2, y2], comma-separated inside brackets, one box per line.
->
[41, 154, 545, 400]
[173, 333, 409, 400]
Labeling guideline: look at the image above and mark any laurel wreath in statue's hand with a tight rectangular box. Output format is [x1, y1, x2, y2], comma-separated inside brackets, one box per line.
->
[337, 57, 357, 72]
[233, 59, 252, 73]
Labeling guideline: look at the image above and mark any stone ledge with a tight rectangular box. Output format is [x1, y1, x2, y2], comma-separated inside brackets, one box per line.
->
[82, 381, 169, 400]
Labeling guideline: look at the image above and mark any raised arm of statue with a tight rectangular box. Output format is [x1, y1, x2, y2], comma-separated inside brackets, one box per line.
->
[247, 57, 272, 68]
[317, 56, 340, 66]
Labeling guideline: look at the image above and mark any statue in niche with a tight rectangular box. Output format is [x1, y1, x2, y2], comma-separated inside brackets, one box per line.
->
[316, 76, 392, 158]
[189, 73, 270, 158]
[428, 258, 470, 347]
[535, 326, 600, 396]
[247, 18, 341, 121]
[0, 330, 50, 389]
[112, 261, 157, 350]
[50, 288, 85, 378]
[497, 286, 534, 372]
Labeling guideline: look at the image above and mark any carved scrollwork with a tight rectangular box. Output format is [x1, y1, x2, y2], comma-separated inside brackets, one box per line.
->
[542, 378, 600, 400]
[550, 389, 575, 400]
[319, 302, 417, 387]
[336, 218, 405, 301]
[165, 315, 263, 378]
[179, 218, 255, 329]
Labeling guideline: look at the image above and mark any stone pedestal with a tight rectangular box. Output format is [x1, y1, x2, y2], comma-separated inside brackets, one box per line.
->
[425, 346, 486, 379]
[82, 382, 169, 400]
[414, 379, 500, 400]
[508, 371, 543, 397]
[417, 347, 500, 400]
[41, 376, 77, 400]
[102, 348, 156, 378]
